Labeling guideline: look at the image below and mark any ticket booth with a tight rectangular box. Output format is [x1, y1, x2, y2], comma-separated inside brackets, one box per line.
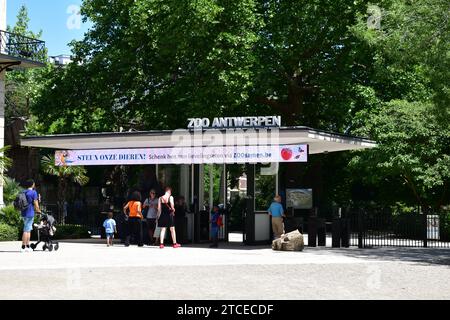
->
[21, 117, 376, 245]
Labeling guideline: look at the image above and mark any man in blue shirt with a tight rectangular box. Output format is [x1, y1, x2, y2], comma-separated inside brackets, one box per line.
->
[21, 179, 41, 252]
[268, 195, 285, 239]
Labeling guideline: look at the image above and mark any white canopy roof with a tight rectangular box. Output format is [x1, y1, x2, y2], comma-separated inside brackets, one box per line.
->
[20, 127, 376, 155]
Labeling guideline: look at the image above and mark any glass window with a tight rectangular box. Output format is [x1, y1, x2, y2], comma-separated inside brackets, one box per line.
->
[255, 163, 277, 211]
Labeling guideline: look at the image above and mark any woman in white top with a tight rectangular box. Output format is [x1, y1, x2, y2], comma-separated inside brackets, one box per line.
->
[143, 189, 159, 245]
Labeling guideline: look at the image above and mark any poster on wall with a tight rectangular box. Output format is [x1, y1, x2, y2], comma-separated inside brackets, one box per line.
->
[286, 189, 313, 209]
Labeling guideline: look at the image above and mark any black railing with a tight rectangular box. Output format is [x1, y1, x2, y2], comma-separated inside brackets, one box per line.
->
[300, 209, 450, 248]
[344, 210, 450, 248]
[0, 30, 46, 64]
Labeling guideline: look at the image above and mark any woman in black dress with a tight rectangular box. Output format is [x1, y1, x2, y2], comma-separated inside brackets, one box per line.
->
[157, 187, 180, 248]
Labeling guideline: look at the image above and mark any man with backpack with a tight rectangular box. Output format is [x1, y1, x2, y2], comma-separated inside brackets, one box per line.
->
[15, 179, 41, 252]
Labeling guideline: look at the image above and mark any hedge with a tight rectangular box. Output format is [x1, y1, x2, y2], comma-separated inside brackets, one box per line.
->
[0, 223, 19, 241]
[52, 224, 91, 240]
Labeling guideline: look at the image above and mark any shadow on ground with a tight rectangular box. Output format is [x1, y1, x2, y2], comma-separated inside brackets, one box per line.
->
[315, 247, 450, 266]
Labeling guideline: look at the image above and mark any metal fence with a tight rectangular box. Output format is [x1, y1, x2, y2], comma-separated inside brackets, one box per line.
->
[0, 30, 46, 64]
[344, 211, 450, 248]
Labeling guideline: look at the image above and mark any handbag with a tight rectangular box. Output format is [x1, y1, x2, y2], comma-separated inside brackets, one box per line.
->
[142, 198, 150, 217]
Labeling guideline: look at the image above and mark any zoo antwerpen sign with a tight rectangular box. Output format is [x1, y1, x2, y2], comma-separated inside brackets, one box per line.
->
[54, 145, 307, 166]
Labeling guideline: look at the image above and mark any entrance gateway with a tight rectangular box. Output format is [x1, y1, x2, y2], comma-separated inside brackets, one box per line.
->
[21, 116, 376, 245]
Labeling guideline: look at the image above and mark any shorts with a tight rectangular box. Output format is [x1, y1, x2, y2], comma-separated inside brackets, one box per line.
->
[23, 217, 34, 232]
[106, 232, 114, 239]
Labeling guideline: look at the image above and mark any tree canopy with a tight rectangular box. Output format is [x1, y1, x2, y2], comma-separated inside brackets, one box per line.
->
[21, 0, 449, 211]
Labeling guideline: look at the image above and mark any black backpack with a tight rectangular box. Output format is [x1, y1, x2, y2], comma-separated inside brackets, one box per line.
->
[14, 191, 29, 211]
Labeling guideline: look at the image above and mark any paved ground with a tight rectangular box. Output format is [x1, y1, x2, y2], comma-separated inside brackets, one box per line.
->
[0, 239, 449, 300]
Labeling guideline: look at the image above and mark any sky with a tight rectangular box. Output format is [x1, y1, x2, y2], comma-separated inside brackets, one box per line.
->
[7, 0, 91, 56]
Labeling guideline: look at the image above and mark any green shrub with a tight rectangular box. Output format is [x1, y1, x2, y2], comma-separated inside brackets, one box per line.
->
[53, 224, 91, 240]
[0, 205, 22, 227]
[0, 223, 19, 241]
[3, 177, 23, 205]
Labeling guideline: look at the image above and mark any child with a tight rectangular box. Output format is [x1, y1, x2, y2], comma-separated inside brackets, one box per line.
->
[33, 214, 57, 236]
[209, 205, 222, 248]
[103, 212, 117, 247]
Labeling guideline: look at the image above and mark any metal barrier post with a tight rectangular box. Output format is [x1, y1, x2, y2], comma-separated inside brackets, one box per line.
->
[423, 214, 428, 248]
[358, 210, 364, 248]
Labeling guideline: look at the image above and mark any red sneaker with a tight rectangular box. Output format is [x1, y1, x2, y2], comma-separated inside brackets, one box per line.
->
[159, 244, 164, 249]
[173, 243, 181, 248]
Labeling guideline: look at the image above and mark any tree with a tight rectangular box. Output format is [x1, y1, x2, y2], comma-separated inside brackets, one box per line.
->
[350, 100, 449, 211]
[31, 0, 375, 133]
[343, 0, 450, 211]
[27, 0, 449, 214]
[6, 5, 50, 122]
[351, 0, 449, 115]
[41, 155, 89, 224]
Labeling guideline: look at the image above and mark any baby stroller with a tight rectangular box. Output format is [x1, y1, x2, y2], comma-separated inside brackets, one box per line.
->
[30, 213, 59, 252]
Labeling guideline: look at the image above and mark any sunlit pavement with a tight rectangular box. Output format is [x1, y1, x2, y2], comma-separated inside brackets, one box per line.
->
[0, 239, 449, 300]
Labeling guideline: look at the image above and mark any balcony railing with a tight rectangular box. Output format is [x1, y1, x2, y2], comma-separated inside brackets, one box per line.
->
[0, 30, 46, 65]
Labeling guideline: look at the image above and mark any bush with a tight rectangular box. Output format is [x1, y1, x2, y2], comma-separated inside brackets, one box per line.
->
[53, 224, 91, 240]
[0, 223, 19, 241]
[0, 205, 22, 227]
[3, 177, 23, 205]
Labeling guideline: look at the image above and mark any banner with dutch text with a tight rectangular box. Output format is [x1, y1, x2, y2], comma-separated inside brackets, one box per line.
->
[55, 145, 307, 166]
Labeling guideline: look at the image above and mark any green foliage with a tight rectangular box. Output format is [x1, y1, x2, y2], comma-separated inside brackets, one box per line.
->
[41, 155, 89, 185]
[6, 5, 50, 121]
[0, 146, 12, 177]
[351, 0, 449, 114]
[228, 195, 245, 231]
[41, 155, 89, 223]
[29, 0, 385, 133]
[0, 205, 21, 227]
[53, 224, 91, 240]
[350, 100, 449, 209]
[3, 177, 23, 205]
[0, 223, 19, 242]
[19, 1, 450, 213]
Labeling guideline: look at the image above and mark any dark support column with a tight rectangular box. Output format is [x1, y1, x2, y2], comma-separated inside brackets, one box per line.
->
[193, 164, 201, 243]
[341, 218, 350, 248]
[308, 216, 317, 247]
[245, 163, 255, 245]
[332, 218, 341, 248]
[317, 218, 326, 246]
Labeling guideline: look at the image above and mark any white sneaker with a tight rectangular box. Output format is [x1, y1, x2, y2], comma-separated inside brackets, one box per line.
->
[20, 247, 26, 253]
[25, 247, 32, 252]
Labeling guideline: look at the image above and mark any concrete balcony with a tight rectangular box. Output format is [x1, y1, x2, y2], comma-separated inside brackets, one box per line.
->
[0, 29, 46, 71]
